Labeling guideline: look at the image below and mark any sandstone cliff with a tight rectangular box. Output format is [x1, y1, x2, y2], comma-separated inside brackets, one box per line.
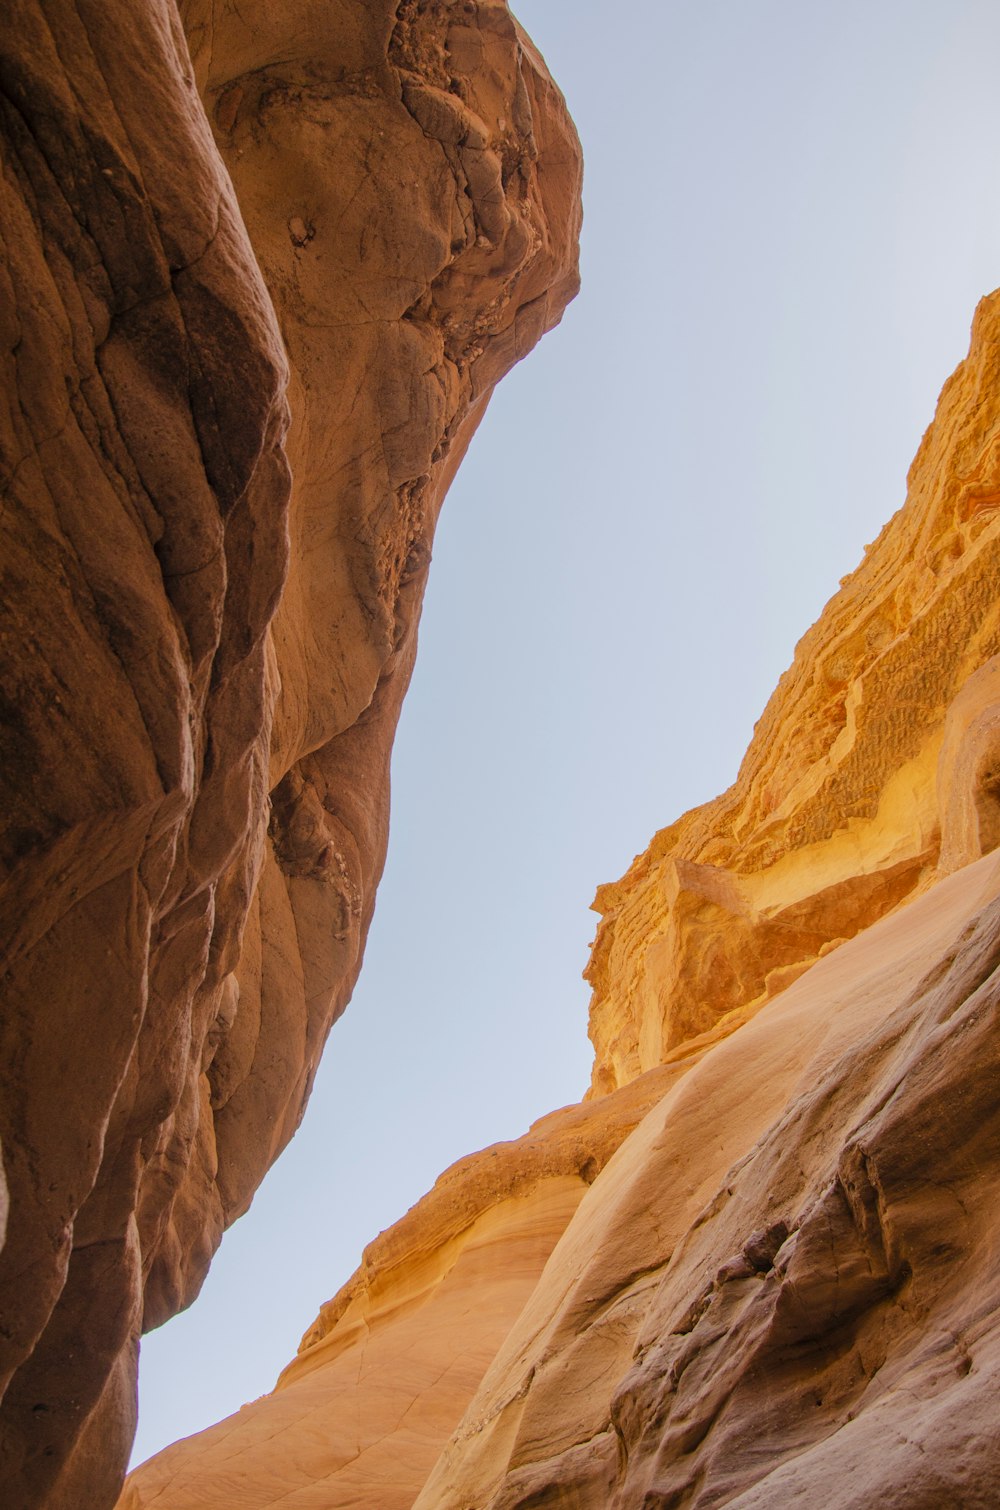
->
[587, 291, 1000, 1094]
[123, 288, 1000, 1506]
[416, 849, 1000, 1509]
[0, 4, 581, 1506]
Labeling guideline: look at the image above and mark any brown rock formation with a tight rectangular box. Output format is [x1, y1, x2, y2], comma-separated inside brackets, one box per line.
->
[122, 290, 1000, 1507]
[0, 2, 581, 1506]
[412, 293, 1000, 1506]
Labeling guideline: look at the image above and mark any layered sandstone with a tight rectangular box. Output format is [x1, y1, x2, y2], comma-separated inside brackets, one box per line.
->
[123, 288, 1000, 1507]
[119, 1067, 679, 1510]
[123, 864, 1000, 1508]
[0, 3, 581, 1506]
[587, 290, 1000, 1093]
[411, 294, 1000, 1505]
[417, 848, 1000, 1508]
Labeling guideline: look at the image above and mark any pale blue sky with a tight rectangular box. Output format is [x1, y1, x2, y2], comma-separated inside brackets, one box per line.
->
[133, 0, 1000, 1465]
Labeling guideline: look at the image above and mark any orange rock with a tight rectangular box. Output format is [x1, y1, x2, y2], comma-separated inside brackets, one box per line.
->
[587, 292, 1000, 1095]
[0, 2, 580, 1504]
[418, 850, 1000, 1508]
[400, 292, 1000, 1509]
[119, 1070, 676, 1510]
[11, 0, 1000, 1505]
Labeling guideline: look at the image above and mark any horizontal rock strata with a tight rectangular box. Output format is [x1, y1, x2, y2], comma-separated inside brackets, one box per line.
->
[587, 290, 1000, 1094]
[0, 2, 581, 1506]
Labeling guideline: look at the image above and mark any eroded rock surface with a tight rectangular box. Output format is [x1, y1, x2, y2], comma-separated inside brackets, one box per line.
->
[412, 293, 1000, 1507]
[122, 288, 1000, 1509]
[588, 290, 1000, 1094]
[0, 2, 580, 1505]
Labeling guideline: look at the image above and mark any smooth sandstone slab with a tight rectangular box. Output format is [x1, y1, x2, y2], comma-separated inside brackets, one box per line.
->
[120, 850, 1000, 1508]
[11, 0, 1000, 1504]
[418, 850, 1000, 1507]
[120, 268, 1000, 1507]
[120, 1069, 677, 1509]
[122, 1185, 585, 1510]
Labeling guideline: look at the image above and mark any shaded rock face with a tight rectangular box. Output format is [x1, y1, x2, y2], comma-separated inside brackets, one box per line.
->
[0, 3, 581, 1506]
[405, 297, 1000, 1506]
[124, 286, 1000, 1510]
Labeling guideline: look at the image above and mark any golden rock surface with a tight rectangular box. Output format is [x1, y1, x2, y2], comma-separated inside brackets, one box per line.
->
[11, 0, 1000, 1503]
[418, 850, 1000, 1508]
[588, 291, 1000, 1093]
[119, 1070, 675, 1509]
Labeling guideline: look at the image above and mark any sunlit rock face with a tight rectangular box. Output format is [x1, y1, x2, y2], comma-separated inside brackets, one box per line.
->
[0, 2, 581, 1505]
[588, 291, 1000, 1095]
[119, 1068, 677, 1510]
[417, 852, 1000, 1509]
[123, 290, 1000, 1510]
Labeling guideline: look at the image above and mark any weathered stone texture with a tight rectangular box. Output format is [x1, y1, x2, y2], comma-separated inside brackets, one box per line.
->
[417, 851, 1000, 1509]
[15, 1, 1000, 1506]
[406, 293, 1000, 1508]
[0, 2, 581, 1505]
[587, 291, 1000, 1094]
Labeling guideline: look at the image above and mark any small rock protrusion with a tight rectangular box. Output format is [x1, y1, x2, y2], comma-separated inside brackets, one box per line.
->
[288, 215, 315, 248]
[743, 1221, 790, 1274]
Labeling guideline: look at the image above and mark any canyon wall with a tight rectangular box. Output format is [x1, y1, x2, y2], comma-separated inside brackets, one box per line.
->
[587, 291, 1000, 1095]
[0, 3, 581, 1507]
[124, 290, 1000, 1505]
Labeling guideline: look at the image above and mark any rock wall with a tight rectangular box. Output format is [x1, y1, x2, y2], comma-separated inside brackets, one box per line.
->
[415, 293, 1000, 1506]
[587, 290, 1000, 1094]
[0, 3, 581, 1506]
[118, 1067, 678, 1510]
[417, 849, 1000, 1509]
[124, 290, 1000, 1507]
